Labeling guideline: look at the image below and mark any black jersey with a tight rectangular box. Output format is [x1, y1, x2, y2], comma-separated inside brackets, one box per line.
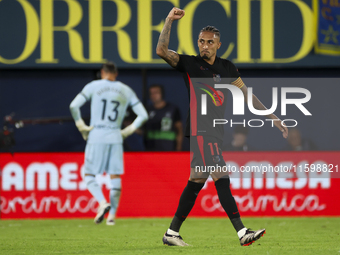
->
[175, 54, 240, 139]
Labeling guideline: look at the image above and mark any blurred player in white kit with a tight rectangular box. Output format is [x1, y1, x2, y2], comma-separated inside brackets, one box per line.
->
[70, 61, 148, 225]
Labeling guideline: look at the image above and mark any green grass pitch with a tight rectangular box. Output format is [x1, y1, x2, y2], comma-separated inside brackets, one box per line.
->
[0, 217, 339, 255]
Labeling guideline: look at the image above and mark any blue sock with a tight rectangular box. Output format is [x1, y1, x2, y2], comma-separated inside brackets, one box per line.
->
[84, 175, 105, 203]
[109, 178, 121, 216]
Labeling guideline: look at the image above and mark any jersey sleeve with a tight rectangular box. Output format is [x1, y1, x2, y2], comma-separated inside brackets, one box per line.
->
[226, 60, 245, 89]
[80, 82, 94, 101]
[130, 102, 148, 129]
[129, 90, 141, 107]
[175, 54, 194, 73]
[227, 61, 241, 80]
[69, 94, 87, 121]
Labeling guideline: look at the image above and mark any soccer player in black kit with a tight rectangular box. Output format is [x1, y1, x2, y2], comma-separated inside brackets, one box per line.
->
[156, 7, 289, 247]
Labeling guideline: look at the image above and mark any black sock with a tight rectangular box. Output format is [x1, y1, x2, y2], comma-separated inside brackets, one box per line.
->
[214, 177, 245, 231]
[169, 216, 182, 233]
[169, 180, 205, 232]
[230, 217, 245, 232]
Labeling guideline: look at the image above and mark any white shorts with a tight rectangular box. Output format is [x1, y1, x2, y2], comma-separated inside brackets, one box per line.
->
[84, 143, 124, 175]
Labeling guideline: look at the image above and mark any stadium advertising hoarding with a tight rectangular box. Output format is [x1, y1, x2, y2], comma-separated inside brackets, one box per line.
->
[0, 0, 339, 69]
[0, 152, 339, 219]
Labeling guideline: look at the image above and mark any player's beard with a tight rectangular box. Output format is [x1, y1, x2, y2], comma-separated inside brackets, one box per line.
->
[201, 54, 209, 60]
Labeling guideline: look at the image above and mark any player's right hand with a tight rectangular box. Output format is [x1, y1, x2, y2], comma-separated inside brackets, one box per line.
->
[75, 119, 94, 140]
[167, 7, 185, 21]
[272, 117, 289, 139]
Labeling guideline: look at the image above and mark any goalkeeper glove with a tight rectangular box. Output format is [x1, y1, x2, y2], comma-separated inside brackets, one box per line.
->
[121, 123, 137, 139]
[75, 119, 93, 140]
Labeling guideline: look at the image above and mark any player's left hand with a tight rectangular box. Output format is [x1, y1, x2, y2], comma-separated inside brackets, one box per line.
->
[121, 123, 137, 139]
[273, 119, 288, 139]
[75, 119, 93, 140]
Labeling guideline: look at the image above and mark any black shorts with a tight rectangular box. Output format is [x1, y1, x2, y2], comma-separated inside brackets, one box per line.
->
[190, 135, 225, 168]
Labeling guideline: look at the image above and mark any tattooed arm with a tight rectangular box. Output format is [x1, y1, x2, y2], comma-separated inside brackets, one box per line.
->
[156, 8, 185, 68]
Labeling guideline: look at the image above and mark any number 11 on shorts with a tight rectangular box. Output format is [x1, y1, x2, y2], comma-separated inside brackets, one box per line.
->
[208, 142, 219, 155]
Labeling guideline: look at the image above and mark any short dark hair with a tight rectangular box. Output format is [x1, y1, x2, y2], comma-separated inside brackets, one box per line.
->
[101, 61, 117, 74]
[149, 84, 165, 99]
[200, 26, 220, 39]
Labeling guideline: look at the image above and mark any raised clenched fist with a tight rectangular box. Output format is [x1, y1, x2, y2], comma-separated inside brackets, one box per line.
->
[167, 7, 185, 21]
